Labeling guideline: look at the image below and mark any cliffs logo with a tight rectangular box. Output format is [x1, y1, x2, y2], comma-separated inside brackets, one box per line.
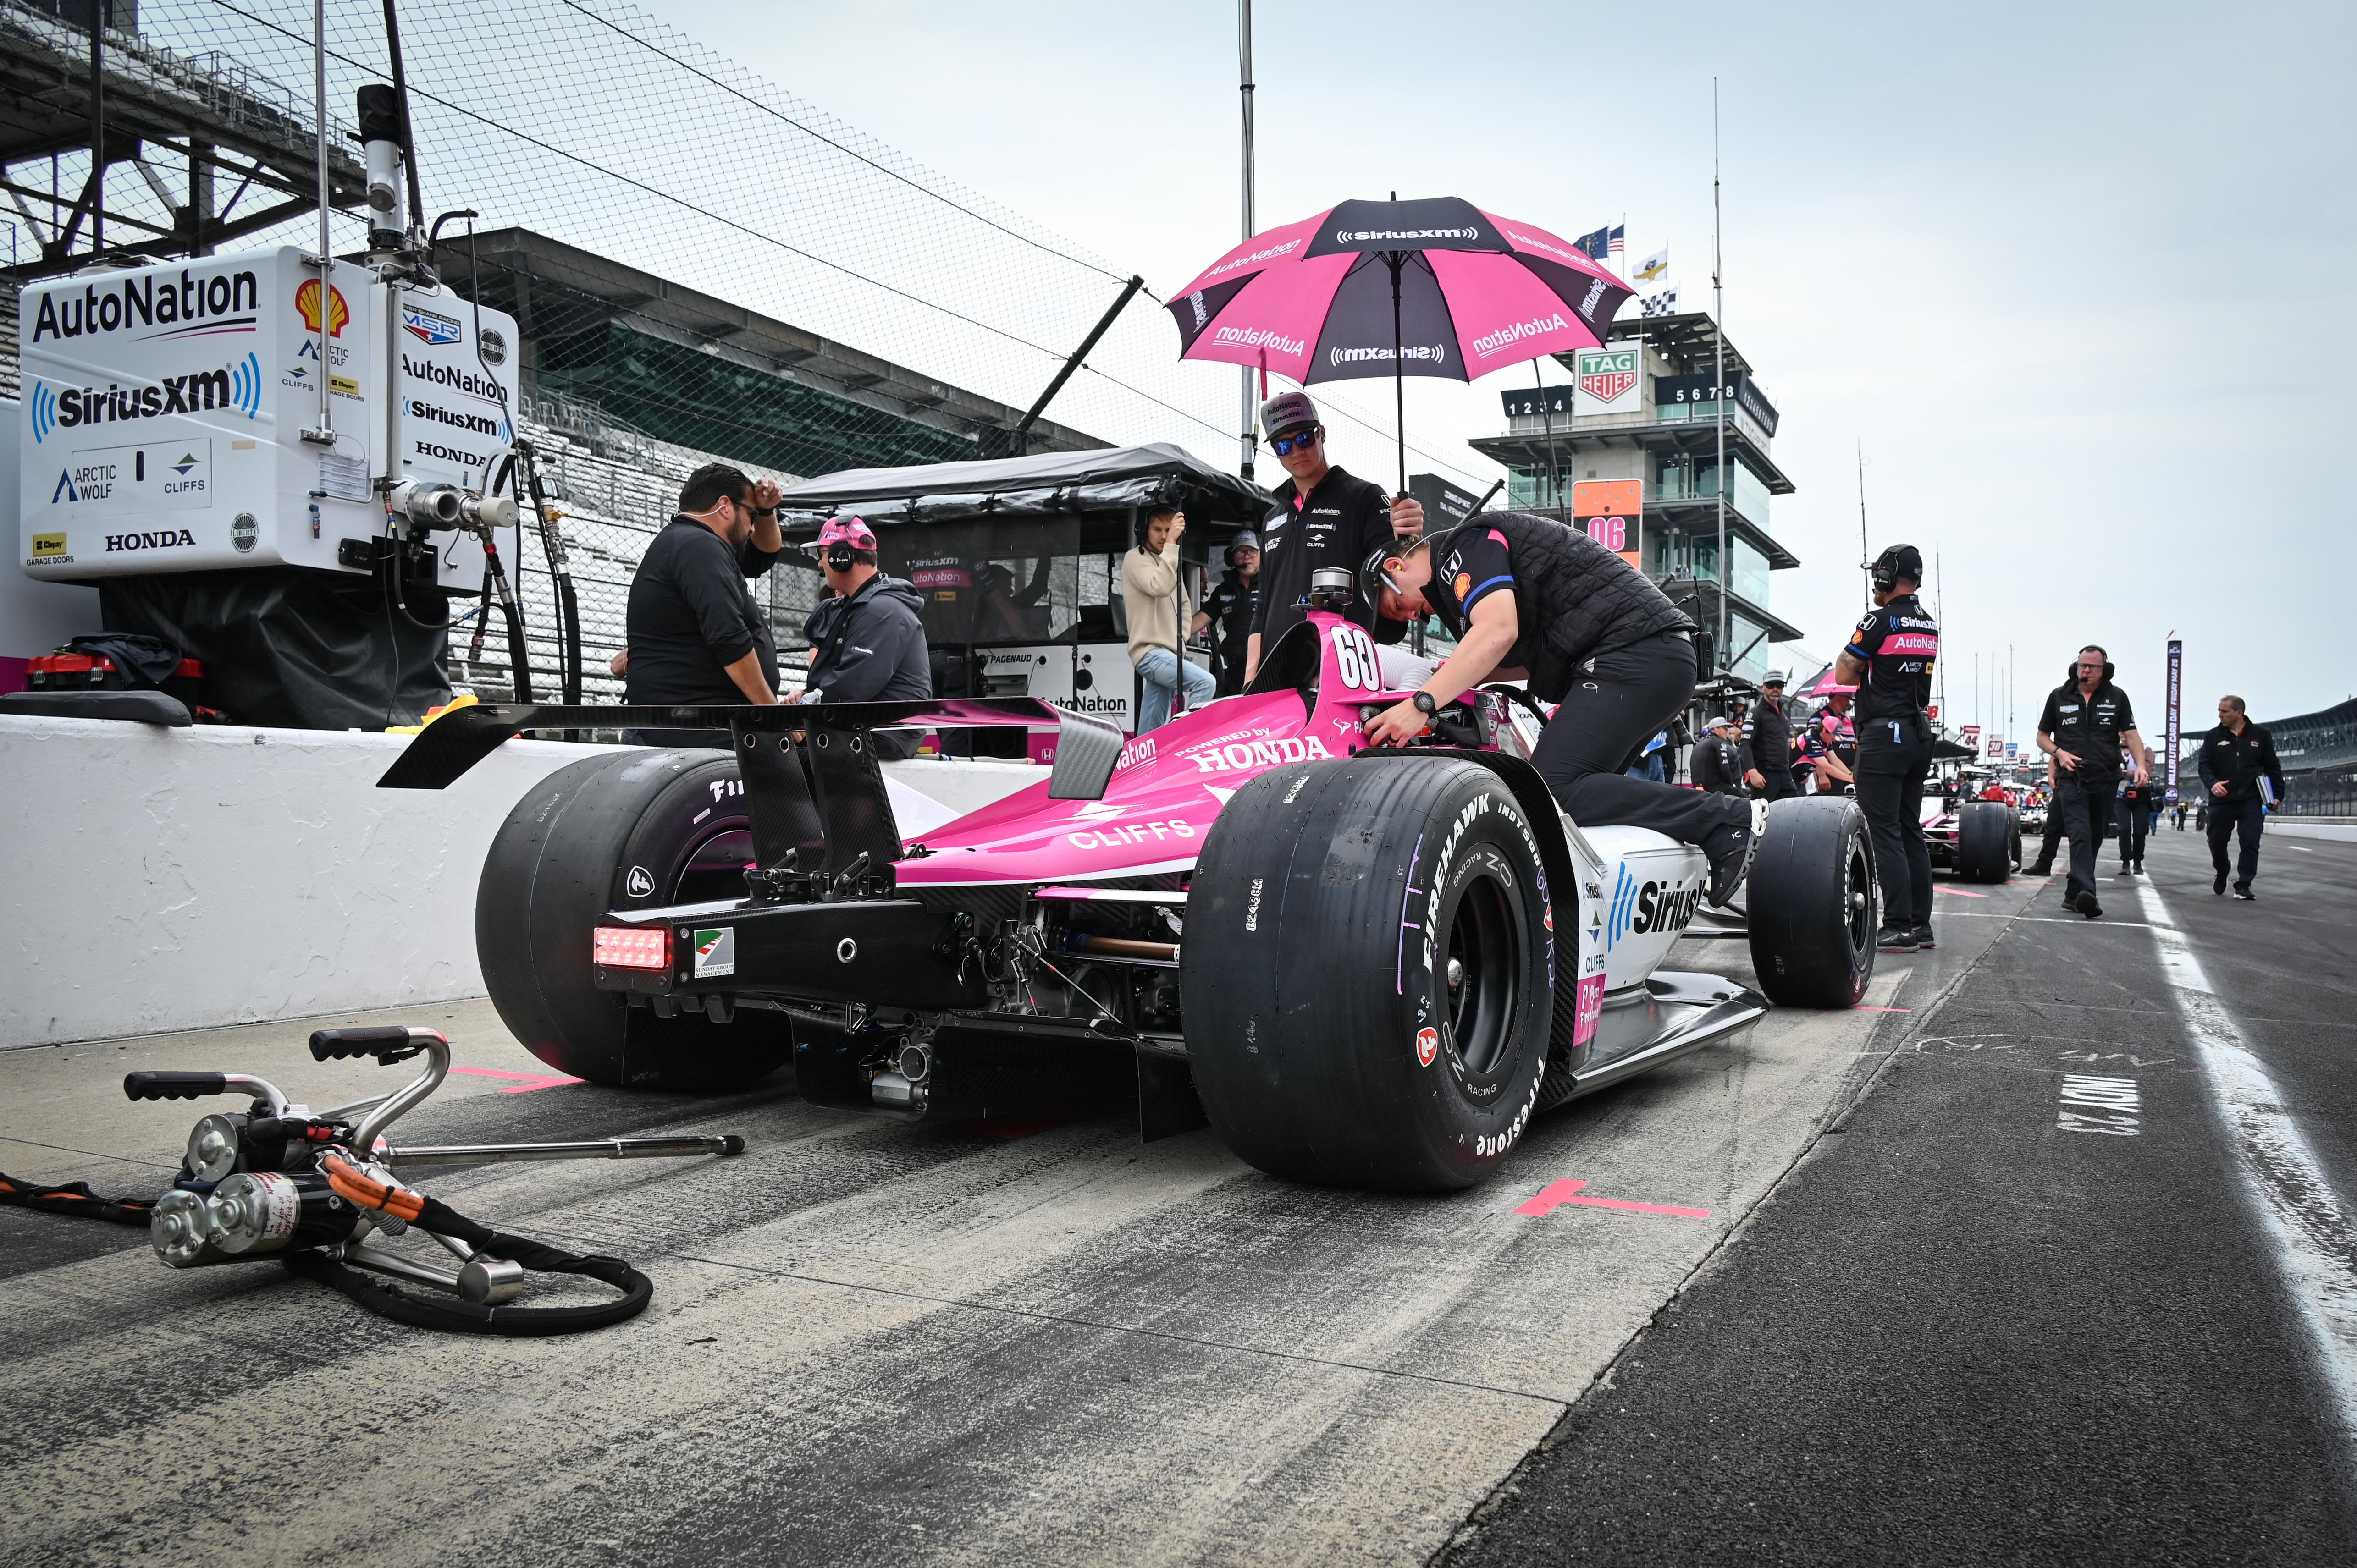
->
[295, 279, 350, 338]
[1578, 348, 1639, 404]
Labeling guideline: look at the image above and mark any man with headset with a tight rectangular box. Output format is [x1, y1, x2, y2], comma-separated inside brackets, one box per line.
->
[790, 516, 933, 758]
[2034, 645, 2148, 919]
[1359, 512, 1767, 907]
[1834, 544, 1939, 953]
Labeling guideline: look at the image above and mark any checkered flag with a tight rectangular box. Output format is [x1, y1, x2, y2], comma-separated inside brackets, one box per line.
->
[1639, 287, 1680, 318]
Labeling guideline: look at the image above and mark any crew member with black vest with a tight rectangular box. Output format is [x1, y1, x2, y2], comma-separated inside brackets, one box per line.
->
[1242, 391, 1422, 686]
[791, 517, 932, 759]
[1692, 714, 1747, 796]
[2034, 644, 2148, 919]
[1741, 671, 1799, 799]
[1835, 544, 1940, 952]
[2115, 761, 2157, 877]
[1192, 529, 1260, 697]
[1363, 513, 1766, 905]
[2197, 694, 2285, 899]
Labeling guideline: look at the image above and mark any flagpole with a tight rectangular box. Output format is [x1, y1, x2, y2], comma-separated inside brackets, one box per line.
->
[1711, 78, 1727, 677]
[1236, 0, 1257, 486]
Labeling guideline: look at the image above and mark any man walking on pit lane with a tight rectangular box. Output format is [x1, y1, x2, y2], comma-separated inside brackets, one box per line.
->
[1241, 391, 1422, 688]
[2198, 694, 2285, 899]
[1836, 545, 1940, 953]
[2035, 645, 2150, 919]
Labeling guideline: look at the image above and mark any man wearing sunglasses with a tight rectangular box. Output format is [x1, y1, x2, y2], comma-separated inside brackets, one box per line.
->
[1241, 391, 1424, 687]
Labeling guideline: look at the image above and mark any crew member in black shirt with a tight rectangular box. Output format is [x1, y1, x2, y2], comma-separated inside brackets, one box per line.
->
[623, 461, 784, 746]
[1364, 514, 1766, 905]
[1192, 529, 1260, 697]
[1692, 715, 1746, 795]
[1835, 544, 1940, 952]
[2197, 693, 2285, 898]
[1242, 391, 1422, 684]
[2034, 644, 2149, 919]
[1741, 671, 1799, 799]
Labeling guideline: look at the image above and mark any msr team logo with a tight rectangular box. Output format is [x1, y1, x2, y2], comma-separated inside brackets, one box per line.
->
[691, 928, 735, 979]
[401, 303, 463, 345]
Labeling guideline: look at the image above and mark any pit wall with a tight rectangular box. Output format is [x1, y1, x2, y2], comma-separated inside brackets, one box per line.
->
[0, 716, 1041, 1049]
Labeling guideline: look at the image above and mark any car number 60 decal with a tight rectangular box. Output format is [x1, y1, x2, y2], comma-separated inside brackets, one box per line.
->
[1330, 625, 1381, 692]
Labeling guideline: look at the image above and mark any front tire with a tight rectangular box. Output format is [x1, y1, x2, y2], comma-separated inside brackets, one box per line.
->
[476, 749, 793, 1089]
[1747, 797, 1876, 1008]
[1181, 758, 1555, 1191]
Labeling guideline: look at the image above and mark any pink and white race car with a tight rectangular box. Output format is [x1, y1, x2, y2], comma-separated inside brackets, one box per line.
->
[385, 600, 1876, 1191]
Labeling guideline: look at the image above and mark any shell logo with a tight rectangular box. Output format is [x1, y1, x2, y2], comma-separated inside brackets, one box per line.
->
[295, 279, 350, 338]
[1454, 572, 1472, 602]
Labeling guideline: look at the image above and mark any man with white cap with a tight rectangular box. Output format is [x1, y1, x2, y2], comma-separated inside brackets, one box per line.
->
[1241, 390, 1423, 686]
[1692, 714, 1746, 796]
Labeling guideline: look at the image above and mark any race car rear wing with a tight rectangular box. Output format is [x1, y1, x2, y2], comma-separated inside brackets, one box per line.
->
[377, 699, 1124, 898]
[376, 697, 1121, 800]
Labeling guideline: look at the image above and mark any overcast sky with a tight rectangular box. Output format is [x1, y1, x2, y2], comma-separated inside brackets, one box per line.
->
[650, 0, 2353, 732]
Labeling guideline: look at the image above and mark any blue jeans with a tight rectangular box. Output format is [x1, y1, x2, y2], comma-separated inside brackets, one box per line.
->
[1135, 646, 1215, 733]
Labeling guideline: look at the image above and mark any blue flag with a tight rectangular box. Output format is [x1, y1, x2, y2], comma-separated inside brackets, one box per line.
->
[1574, 224, 1624, 262]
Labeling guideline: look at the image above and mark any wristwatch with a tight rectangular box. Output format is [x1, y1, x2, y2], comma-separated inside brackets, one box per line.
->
[1413, 692, 1439, 717]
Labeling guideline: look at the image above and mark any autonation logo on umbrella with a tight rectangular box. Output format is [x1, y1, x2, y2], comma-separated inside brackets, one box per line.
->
[1213, 325, 1306, 356]
[1471, 313, 1572, 361]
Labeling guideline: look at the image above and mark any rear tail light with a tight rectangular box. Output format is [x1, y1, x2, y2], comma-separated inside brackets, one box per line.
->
[594, 925, 670, 970]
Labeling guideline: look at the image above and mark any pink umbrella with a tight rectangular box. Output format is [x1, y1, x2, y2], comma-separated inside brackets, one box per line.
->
[1167, 196, 1634, 488]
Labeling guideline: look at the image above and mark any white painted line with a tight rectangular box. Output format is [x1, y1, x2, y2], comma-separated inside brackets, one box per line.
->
[2134, 877, 2357, 1436]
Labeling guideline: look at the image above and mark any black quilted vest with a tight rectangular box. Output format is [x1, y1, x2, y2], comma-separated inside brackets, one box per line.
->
[1432, 510, 1694, 701]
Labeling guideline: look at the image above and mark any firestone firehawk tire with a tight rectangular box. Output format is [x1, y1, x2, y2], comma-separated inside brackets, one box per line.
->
[1181, 757, 1554, 1192]
[1955, 801, 2015, 884]
[1746, 796, 1877, 1008]
[476, 748, 793, 1090]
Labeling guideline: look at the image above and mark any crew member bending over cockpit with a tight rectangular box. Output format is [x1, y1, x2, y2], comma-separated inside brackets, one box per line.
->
[1363, 512, 1766, 906]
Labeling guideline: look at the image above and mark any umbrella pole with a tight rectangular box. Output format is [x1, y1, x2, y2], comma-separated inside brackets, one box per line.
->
[1390, 253, 1407, 498]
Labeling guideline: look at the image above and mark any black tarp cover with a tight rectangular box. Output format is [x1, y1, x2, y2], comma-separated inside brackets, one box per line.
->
[770, 443, 1269, 532]
[99, 568, 452, 731]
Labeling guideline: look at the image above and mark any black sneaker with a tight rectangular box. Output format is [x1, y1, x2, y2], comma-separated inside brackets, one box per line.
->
[2075, 891, 2103, 919]
[2028, 859, 2054, 876]
[1877, 926, 1919, 952]
[2214, 869, 2229, 895]
[1704, 798, 1770, 908]
[2116, 863, 2135, 877]
[1912, 924, 1935, 950]
[2134, 859, 2144, 873]
[2233, 885, 2256, 901]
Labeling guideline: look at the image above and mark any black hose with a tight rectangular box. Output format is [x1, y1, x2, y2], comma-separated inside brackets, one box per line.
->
[3, 1170, 652, 1337]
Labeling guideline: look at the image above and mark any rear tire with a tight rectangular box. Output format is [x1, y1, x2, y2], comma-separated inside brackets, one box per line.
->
[1747, 797, 1876, 1008]
[1955, 801, 2015, 884]
[476, 748, 792, 1089]
[1181, 757, 1555, 1191]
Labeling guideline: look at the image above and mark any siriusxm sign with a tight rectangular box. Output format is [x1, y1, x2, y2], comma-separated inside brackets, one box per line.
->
[28, 354, 263, 443]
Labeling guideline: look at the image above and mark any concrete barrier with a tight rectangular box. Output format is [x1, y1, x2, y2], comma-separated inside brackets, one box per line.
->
[0, 716, 1041, 1049]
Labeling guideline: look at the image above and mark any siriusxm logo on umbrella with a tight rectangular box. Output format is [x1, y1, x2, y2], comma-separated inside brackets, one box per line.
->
[1470, 313, 1572, 361]
[1333, 226, 1481, 244]
[1213, 325, 1306, 356]
[1331, 344, 1447, 368]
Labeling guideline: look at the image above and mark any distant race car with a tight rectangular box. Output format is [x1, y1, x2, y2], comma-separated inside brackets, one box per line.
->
[1919, 764, 2022, 883]
[383, 601, 1877, 1191]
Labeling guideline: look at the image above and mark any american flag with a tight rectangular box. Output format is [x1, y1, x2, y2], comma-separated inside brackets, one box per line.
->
[1574, 224, 1625, 263]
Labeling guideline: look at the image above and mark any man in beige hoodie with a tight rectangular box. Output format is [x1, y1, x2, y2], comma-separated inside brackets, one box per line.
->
[1124, 506, 1215, 733]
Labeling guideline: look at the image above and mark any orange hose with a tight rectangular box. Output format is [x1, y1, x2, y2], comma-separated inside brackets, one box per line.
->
[322, 1153, 425, 1223]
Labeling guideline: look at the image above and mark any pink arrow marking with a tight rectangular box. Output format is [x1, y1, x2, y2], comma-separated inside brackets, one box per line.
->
[449, 1065, 584, 1094]
[1934, 887, 1989, 897]
[1515, 1178, 1712, 1219]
